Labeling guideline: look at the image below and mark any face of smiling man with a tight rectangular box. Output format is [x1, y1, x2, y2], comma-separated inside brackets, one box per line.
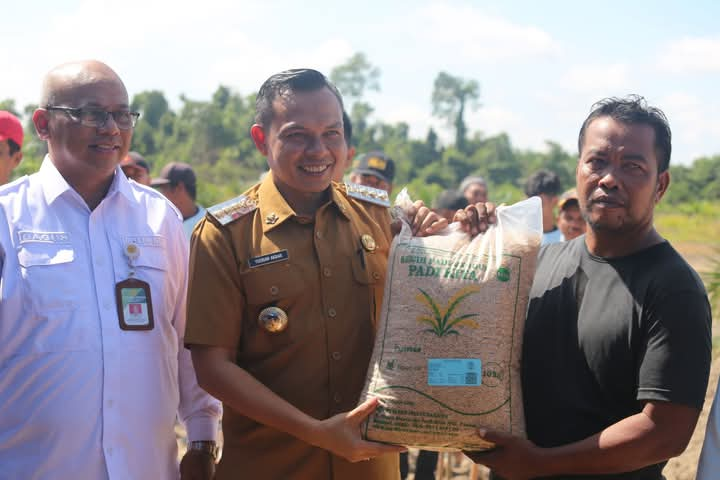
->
[251, 86, 347, 215]
[33, 61, 132, 194]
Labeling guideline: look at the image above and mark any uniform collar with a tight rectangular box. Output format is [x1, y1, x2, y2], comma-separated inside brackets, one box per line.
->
[258, 172, 351, 233]
[39, 154, 135, 205]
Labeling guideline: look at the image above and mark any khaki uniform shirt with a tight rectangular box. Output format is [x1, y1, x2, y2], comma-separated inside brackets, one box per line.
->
[186, 173, 399, 480]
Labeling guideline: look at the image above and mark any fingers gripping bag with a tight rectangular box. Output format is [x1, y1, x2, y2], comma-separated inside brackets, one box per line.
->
[360, 191, 542, 451]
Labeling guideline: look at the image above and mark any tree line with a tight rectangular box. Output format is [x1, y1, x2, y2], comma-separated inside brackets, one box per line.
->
[2, 53, 718, 207]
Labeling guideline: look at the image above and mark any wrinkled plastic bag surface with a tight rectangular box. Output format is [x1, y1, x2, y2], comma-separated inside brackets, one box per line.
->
[360, 190, 542, 451]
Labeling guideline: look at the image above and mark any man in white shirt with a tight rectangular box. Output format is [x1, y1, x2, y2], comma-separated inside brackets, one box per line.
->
[152, 162, 206, 240]
[0, 60, 221, 479]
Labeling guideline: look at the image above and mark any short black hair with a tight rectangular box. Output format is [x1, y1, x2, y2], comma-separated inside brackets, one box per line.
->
[433, 190, 468, 211]
[524, 169, 562, 197]
[255, 68, 344, 128]
[7, 139, 20, 156]
[578, 95, 672, 173]
[343, 110, 353, 147]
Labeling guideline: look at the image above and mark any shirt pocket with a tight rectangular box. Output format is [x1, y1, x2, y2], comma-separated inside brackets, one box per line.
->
[17, 243, 77, 312]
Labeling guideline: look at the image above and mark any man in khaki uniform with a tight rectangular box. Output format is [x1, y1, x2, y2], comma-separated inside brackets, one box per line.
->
[186, 69, 446, 479]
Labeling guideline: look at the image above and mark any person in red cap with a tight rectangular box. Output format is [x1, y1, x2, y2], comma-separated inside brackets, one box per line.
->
[0, 111, 24, 185]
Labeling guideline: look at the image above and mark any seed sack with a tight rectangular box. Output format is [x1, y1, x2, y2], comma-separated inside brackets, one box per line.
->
[360, 193, 542, 451]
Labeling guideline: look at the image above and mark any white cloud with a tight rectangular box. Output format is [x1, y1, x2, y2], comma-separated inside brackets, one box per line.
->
[657, 36, 720, 73]
[560, 64, 630, 93]
[209, 36, 355, 95]
[408, 3, 560, 62]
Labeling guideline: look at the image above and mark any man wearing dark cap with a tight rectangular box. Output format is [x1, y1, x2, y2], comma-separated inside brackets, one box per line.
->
[0, 111, 24, 185]
[349, 151, 395, 194]
[152, 162, 205, 240]
[120, 151, 151, 186]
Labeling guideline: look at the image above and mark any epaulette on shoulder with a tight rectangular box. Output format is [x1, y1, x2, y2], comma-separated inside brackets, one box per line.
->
[208, 194, 257, 226]
[344, 182, 391, 207]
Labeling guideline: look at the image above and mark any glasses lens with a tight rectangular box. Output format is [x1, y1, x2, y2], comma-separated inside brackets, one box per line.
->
[77, 109, 106, 127]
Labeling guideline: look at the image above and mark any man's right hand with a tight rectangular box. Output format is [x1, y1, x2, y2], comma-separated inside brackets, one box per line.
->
[454, 202, 497, 237]
[309, 397, 407, 462]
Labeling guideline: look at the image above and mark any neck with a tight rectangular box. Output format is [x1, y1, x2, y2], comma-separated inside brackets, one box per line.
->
[67, 172, 114, 211]
[542, 207, 556, 233]
[180, 202, 199, 220]
[274, 183, 330, 217]
[585, 224, 663, 258]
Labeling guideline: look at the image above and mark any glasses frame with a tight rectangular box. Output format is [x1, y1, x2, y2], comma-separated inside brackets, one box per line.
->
[45, 106, 140, 130]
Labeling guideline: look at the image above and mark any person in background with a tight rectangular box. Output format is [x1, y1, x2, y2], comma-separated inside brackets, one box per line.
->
[0, 110, 24, 185]
[349, 151, 395, 195]
[152, 162, 205, 240]
[433, 189, 468, 223]
[0, 59, 221, 480]
[459, 176, 488, 205]
[524, 169, 562, 244]
[556, 188, 586, 241]
[697, 375, 720, 478]
[466, 95, 711, 480]
[120, 151, 151, 186]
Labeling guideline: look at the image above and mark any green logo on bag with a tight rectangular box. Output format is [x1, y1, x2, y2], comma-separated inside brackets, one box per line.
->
[496, 267, 511, 282]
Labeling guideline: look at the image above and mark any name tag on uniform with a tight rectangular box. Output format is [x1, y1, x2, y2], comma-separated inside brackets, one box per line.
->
[115, 278, 155, 330]
[249, 250, 289, 268]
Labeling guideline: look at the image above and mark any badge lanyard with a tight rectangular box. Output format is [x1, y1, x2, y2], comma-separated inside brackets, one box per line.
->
[115, 243, 155, 331]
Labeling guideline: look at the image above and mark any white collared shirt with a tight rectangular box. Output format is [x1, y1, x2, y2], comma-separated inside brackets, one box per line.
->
[0, 156, 221, 480]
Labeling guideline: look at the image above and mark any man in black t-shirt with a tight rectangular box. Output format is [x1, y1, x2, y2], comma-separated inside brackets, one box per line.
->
[464, 95, 712, 479]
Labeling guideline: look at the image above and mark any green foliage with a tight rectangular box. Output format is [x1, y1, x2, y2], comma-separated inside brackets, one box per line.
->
[431, 72, 480, 152]
[4, 54, 719, 213]
[330, 52, 380, 102]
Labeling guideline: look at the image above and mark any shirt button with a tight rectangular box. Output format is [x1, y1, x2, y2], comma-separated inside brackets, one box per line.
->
[372, 272, 381, 280]
[107, 447, 113, 456]
[107, 400, 114, 408]
[270, 286, 279, 296]
[323, 267, 332, 277]
[103, 300, 112, 310]
[331, 351, 341, 360]
[316, 231, 322, 239]
[333, 392, 342, 403]
[96, 257, 104, 266]
[328, 308, 337, 317]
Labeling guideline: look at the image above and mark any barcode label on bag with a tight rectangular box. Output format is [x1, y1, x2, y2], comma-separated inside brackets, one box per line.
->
[427, 359, 482, 386]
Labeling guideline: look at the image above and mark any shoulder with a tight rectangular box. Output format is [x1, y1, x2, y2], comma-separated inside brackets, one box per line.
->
[206, 192, 258, 227]
[127, 181, 183, 222]
[340, 182, 391, 208]
[0, 175, 37, 215]
[644, 242, 707, 293]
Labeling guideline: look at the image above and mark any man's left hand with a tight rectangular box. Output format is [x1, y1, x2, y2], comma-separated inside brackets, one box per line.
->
[180, 449, 216, 480]
[463, 428, 546, 480]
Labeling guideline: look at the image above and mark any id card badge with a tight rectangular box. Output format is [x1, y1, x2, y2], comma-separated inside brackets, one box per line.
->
[116, 243, 155, 331]
[116, 278, 155, 330]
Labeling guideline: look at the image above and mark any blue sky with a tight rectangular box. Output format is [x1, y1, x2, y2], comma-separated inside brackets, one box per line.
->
[3, 0, 719, 165]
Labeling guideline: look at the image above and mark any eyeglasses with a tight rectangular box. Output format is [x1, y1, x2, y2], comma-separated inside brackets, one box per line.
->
[45, 106, 140, 130]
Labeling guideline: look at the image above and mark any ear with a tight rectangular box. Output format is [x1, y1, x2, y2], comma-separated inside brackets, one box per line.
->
[33, 109, 51, 139]
[11, 151, 23, 168]
[655, 170, 670, 204]
[346, 146, 356, 167]
[250, 124, 268, 155]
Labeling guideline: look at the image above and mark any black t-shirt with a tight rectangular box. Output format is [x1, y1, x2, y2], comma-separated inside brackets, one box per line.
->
[522, 237, 712, 480]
